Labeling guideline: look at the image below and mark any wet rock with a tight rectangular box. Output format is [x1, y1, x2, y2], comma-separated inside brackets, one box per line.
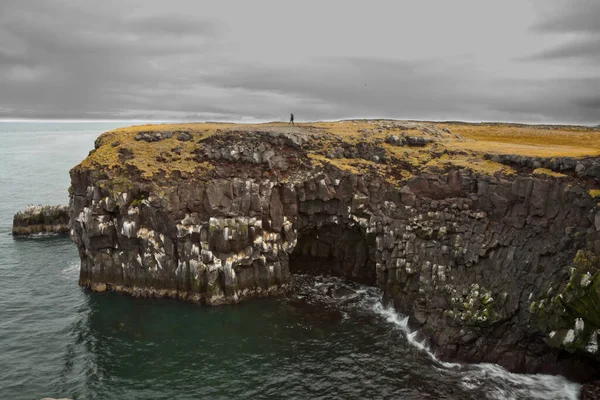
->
[582, 381, 600, 400]
[331, 286, 356, 298]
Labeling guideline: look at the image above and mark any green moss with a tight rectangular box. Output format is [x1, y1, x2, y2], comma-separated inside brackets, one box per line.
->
[106, 176, 134, 194]
[529, 301, 537, 313]
[482, 308, 491, 320]
[482, 293, 494, 305]
[531, 251, 600, 352]
[131, 198, 143, 207]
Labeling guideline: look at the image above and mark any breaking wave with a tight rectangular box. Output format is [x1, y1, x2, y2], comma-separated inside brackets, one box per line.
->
[290, 275, 581, 400]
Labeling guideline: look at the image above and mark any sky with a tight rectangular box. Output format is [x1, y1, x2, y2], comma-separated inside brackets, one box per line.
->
[0, 0, 599, 124]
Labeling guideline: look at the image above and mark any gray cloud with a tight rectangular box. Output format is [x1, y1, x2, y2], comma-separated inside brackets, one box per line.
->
[576, 96, 600, 111]
[524, 38, 600, 61]
[0, 0, 599, 124]
[532, 0, 600, 34]
[526, 0, 600, 66]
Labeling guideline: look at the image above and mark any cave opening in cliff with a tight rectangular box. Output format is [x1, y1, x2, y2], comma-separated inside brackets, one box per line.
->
[288, 223, 376, 285]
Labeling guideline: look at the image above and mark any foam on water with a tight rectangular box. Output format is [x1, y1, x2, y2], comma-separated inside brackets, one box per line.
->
[14, 232, 60, 240]
[295, 275, 582, 400]
[371, 302, 581, 400]
[60, 260, 80, 280]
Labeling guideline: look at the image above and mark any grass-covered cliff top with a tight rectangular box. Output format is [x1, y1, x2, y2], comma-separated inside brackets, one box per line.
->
[76, 120, 600, 195]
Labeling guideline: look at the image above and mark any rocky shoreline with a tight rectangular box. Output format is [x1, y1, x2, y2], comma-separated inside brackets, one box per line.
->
[69, 121, 600, 383]
[12, 205, 70, 236]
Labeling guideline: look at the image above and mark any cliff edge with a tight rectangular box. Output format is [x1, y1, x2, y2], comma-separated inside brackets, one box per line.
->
[69, 120, 600, 380]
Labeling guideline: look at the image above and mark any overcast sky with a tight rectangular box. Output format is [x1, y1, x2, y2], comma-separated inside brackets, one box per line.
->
[0, 0, 599, 124]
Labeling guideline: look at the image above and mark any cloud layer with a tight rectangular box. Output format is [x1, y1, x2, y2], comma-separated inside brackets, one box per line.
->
[0, 0, 599, 124]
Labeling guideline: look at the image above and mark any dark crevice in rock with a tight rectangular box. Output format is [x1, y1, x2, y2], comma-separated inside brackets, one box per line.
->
[289, 223, 375, 285]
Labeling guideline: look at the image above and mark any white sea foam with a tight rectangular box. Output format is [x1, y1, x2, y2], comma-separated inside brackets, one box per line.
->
[294, 275, 581, 400]
[60, 260, 80, 280]
[371, 301, 581, 400]
[22, 232, 59, 239]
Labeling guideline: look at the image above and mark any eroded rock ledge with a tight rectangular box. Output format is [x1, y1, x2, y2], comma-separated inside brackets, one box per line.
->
[13, 205, 70, 236]
[69, 121, 600, 380]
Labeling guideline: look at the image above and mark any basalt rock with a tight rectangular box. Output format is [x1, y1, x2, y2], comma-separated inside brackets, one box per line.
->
[135, 130, 173, 142]
[69, 123, 600, 382]
[582, 381, 600, 399]
[13, 205, 70, 235]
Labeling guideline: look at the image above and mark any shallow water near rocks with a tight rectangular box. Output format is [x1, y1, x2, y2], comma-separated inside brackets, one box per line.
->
[0, 123, 582, 399]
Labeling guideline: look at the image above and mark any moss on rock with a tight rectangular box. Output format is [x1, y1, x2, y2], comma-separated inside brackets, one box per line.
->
[531, 251, 600, 355]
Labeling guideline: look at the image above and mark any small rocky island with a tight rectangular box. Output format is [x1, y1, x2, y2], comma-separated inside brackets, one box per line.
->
[12, 205, 70, 235]
[69, 120, 600, 382]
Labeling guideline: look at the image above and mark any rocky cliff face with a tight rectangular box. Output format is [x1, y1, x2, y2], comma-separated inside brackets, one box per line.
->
[69, 121, 600, 380]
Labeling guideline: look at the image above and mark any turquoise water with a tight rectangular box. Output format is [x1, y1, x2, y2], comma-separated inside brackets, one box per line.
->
[0, 122, 582, 399]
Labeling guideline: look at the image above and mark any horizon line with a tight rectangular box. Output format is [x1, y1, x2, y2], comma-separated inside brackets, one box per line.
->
[0, 117, 598, 128]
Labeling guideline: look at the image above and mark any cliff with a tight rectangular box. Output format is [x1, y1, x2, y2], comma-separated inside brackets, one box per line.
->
[69, 120, 600, 380]
[13, 205, 70, 235]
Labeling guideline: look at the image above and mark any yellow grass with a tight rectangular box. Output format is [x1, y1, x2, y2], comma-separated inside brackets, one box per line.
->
[533, 168, 568, 178]
[438, 123, 600, 157]
[426, 154, 515, 176]
[79, 123, 220, 179]
[77, 120, 599, 186]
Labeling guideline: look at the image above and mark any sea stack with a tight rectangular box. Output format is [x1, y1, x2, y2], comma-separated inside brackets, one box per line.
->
[68, 121, 600, 380]
[12, 205, 70, 236]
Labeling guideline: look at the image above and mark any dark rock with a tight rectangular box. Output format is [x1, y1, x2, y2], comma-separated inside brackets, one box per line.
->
[118, 147, 134, 161]
[385, 135, 405, 146]
[171, 146, 182, 155]
[331, 286, 356, 298]
[406, 136, 434, 147]
[582, 381, 600, 400]
[135, 131, 173, 142]
[176, 131, 193, 141]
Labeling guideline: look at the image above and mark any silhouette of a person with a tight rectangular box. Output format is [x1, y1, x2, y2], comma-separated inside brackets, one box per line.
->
[290, 113, 294, 125]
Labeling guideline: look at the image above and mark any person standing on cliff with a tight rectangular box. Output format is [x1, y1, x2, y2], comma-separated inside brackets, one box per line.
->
[290, 113, 294, 125]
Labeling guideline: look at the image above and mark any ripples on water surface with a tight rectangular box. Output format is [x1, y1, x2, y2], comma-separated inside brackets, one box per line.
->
[0, 123, 582, 399]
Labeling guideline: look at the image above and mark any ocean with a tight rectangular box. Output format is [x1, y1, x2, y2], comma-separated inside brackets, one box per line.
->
[0, 122, 582, 399]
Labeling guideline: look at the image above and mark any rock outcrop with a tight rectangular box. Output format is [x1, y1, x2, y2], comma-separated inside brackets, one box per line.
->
[12, 205, 70, 235]
[69, 121, 600, 381]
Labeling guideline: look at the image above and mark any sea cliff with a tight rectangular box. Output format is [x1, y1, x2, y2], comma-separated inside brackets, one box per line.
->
[69, 120, 600, 380]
